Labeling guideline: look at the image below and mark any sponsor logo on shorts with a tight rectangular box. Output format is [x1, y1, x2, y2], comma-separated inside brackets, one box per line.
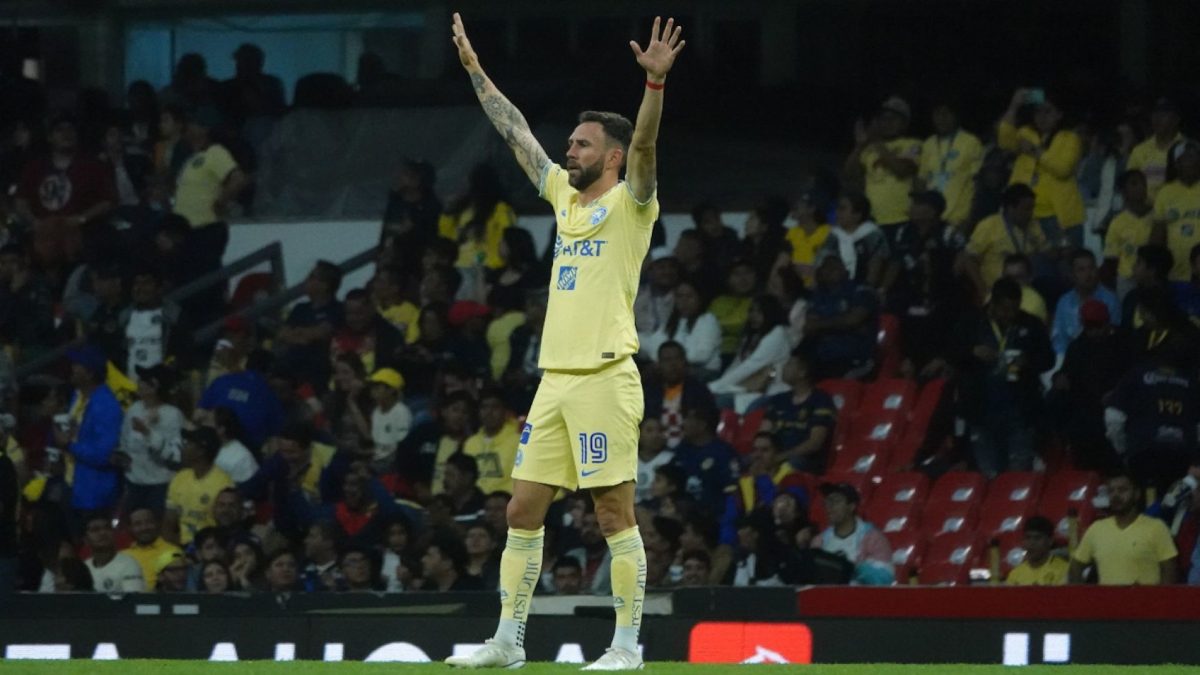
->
[581, 468, 603, 477]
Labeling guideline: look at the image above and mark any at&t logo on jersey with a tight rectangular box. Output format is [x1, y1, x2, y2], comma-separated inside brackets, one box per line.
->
[553, 236, 608, 259]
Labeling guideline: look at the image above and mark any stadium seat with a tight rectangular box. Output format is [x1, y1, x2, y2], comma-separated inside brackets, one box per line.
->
[905, 378, 947, 442]
[927, 471, 987, 508]
[922, 500, 979, 538]
[821, 470, 876, 504]
[994, 530, 1027, 577]
[1039, 470, 1101, 540]
[867, 497, 922, 537]
[859, 378, 918, 417]
[919, 531, 985, 585]
[876, 313, 903, 378]
[978, 472, 1044, 539]
[717, 408, 739, 446]
[733, 408, 766, 455]
[886, 528, 925, 581]
[828, 439, 891, 477]
[816, 379, 863, 415]
[869, 472, 931, 513]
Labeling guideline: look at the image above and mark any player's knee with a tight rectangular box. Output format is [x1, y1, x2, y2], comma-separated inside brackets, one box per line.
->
[505, 495, 544, 531]
[593, 499, 635, 538]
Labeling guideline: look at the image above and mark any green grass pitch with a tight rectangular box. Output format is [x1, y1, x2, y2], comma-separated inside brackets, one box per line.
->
[1, 663, 1198, 674]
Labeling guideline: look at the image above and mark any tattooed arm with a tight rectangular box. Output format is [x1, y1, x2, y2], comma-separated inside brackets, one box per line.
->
[452, 13, 549, 186]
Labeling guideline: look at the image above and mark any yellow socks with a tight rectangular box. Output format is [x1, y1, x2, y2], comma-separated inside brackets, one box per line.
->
[493, 526, 544, 648]
[606, 526, 647, 653]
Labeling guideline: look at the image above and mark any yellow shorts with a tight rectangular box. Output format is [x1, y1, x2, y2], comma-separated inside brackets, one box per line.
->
[512, 356, 643, 491]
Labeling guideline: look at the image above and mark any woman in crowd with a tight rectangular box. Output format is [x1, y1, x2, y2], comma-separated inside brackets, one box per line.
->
[640, 279, 722, 378]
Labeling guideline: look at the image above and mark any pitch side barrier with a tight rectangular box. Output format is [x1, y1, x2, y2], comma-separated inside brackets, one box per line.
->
[1, 587, 1197, 665]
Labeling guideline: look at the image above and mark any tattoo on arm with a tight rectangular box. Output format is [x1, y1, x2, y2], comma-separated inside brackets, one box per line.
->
[471, 73, 549, 185]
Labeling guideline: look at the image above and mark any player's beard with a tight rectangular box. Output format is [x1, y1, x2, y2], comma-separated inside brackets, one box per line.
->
[567, 158, 604, 191]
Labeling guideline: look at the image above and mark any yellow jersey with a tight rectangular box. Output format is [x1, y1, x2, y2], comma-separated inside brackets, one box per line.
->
[1020, 286, 1048, 324]
[464, 418, 521, 495]
[438, 201, 517, 270]
[1005, 556, 1068, 586]
[861, 137, 922, 226]
[920, 130, 984, 226]
[123, 538, 181, 589]
[1073, 514, 1177, 585]
[380, 301, 421, 344]
[1128, 133, 1184, 200]
[174, 144, 238, 228]
[786, 223, 831, 286]
[166, 466, 234, 545]
[997, 121, 1084, 227]
[1153, 179, 1200, 281]
[966, 213, 1049, 290]
[1103, 209, 1154, 280]
[537, 163, 658, 370]
[430, 435, 464, 495]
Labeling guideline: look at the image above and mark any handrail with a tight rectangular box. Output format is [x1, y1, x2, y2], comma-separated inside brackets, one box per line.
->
[190, 244, 379, 345]
[14, 242, 287, 381]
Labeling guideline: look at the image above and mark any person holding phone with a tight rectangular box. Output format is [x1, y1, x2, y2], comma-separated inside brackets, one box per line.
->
[997, 88, 1085, 253]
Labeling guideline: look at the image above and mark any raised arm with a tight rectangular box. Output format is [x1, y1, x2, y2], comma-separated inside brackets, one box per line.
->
[452, 13, 549, 186]
[626, 16, 685, 203]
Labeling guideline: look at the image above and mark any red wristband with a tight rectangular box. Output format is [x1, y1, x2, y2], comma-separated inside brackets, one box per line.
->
[645, 79, 664, 91]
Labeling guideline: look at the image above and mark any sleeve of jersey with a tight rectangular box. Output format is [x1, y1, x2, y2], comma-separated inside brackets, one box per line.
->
[208, 145, 239, 182]
[538, 162, 569, 207]
[623, 182, 660, 222]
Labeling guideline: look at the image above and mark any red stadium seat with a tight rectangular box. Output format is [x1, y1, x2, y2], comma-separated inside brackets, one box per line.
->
[905, 378, 947, 442]
[717, 408, 739, 445]
[828, 439, 891, 477]
[876, 313, 903, 378]
[919, 531, 985, 585]
[978, 472, 1044, 539]
[868, 472, 931, 514]
[733, 408, 766, 455]
[887, 529, 926, 580]
[860, 378, 918, 417]
[1039, 470, 1101, 540]
[922, 500, 979, 538]
[994, 531, 1028, 577]
[868, 497, 922, 537]
[816, 379, 863, 415]
[927, 471, 987, 508]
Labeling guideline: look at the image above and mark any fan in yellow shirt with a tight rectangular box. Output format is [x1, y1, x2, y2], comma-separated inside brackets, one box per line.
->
[1069, 473, 1177, 585]
[1005, 516, 1067, 586]
[1127, 97, 1184, 200]
[372, 266, 420, 343]
[463, 390, 521, 495]
[123, 507, 182, 589]
[1000, 254, 1049, 324]
[920, 102, 983, 229]
[965, 184, 1048, 298]
[786, 192, 830, 288]
[1104, 170, 1155, 299]
[164, 427, 233, 546]
[845, 96, 921, 228]
[438, 164, 517, 270]
[1153, 141, 1200, 282]
[996, 89, 1084, 248]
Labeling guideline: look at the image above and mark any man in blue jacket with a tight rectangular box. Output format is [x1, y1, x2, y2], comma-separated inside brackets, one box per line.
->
[55, 345, 123, 525]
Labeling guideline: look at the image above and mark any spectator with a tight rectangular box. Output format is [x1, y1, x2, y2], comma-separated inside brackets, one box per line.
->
[403, 391, 475, 499]
[485, 227, 542, 311]
[211, 488, 252, 539]
[154, 549, 190, 592]
[501, 289, 547, 413]
[444, 452, 486, 519]
[634, 251, 680, 337]
[785, 191, 831, 288]
[80, 262, 127, 365]
[153, 104, 190, 184]
[731, 509, 785, 587]
[997, 89, 1085, 249]
[211, 407, 259, 484]
[766, 265, 809, 350]
[0, 439, 14, 594]
[243, 422, 341, 540]
[645, 464, 692, 519]
[302, 521, 343, 592]
[1177, 243, 1200, 324]
[1049, 300, 1128, 473]
[123, 507, 181, 589]
[365, 368, 412, 474]
[760, 351, 836, 472]
[572, 508, 611, 594]
[1105, 170, 1155, 302]
[465, 521, 501, 590]
[844, 96, 921, 231]
[817, 192, 890, 289]
[160, 53, 218, 109]
[381, 160, 442, 273]
[421, 530, 485, 591]
[955, 278, 1054, 477]
[802, 255, 880, 380]
[1106, 347, 1200, 495]
[264, 549, 301, 592]
[679, 513, 733, 585]
[395, 302, 460, 399]
[371, 266, 420, 345]
[339, 545, 381, 592]
[0, 243, 56, 359]
[1129, 287, 1196, 371]
[691, 202, 740, 278]
[1005, 516, 1068, 586]
[55, 557, 94, 592]
[1001, 253, 1050, 325]
[883, 190, 968, 372]
[709, 295, 791, 399]
[439, 164, 515, 271]
[551, 555, 584, 594]
[57, 345, 123, 520]
[189, 527, 231, 589]
[640, 279, 722, 376]
[965, 183, 1048, 301]
[197, 349, 284, 451]
[720, 433, 807, 546]
[1051, 250, 1121, 355]
[119, 364, 184, 514]
[82, 514, 146, 592]
[219, 43, 286, 132]
[1128, 97, 1185, 200]
[812, 483, 894, 585]
[229, 539, 266, 591]
[671, 406, 738, 512]
[331, 288, 406, 374]
[164, 427, 234, 546]
[99, 120, 150, 209]
[277, 261, 344, 390]
[635, 418, 674, 505]
[200, 559, 232, 593]
[709, 260, 759, 367]
[120, 267, 183, 377]
[1154, 139, 1200, 283]
[643, 341, 716, 450]
[679, 550, 712, 587]
[380, 515, 412, 591]
[1121, 245, 1174, 329]
[1070, 472, 1177, 585]
[463, 389, 519, 495]
[738, 198, 791, 281]
[15, 113, 116, 266]
[919, 98, 983, 229]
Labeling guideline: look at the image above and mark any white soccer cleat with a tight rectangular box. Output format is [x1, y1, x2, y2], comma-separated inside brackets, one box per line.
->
[581, 647, 644, 671]
[445, 639, 526, 669]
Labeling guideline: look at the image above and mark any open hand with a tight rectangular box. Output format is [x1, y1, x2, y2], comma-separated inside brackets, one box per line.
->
[630, 16, 685, 81]
[451, 12, 480, 71]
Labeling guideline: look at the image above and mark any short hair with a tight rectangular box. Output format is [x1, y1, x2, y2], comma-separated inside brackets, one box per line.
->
[311, 260, 344, 294]
[683, 513, 720, 550]
[654, 464, 687, 492]
[308, 520, 341, 547]
[446, 452, 479, 479]
[684, 404, 721, 432]
[193, 527, 228, 551]
[682, 549, 711, 568]
[1070, 249, 1096, 266]
[991, 277, 1022, 304]
[839, 191, 872, 221]
[578, 110, 634, 153]
[1023, 515, 1054, 537]
[1117, 169, 1146, 191]
[553, 556, 582, 573]
[429, 529, 469, 573]
[1002, 183, 1036, 208]
[1137, 244, 1174, 280]
[658, 340, 686, 360]
[277, 422, 314, 447]
[652, 516, 684, 553]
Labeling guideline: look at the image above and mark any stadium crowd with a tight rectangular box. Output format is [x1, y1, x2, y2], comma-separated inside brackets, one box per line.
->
[0, 46, 1197, 595]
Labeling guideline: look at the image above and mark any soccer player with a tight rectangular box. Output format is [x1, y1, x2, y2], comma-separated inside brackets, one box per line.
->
[444, 12, 684, 671]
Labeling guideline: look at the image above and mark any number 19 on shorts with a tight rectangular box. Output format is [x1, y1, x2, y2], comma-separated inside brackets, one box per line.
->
[578, 432, 608, 465]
